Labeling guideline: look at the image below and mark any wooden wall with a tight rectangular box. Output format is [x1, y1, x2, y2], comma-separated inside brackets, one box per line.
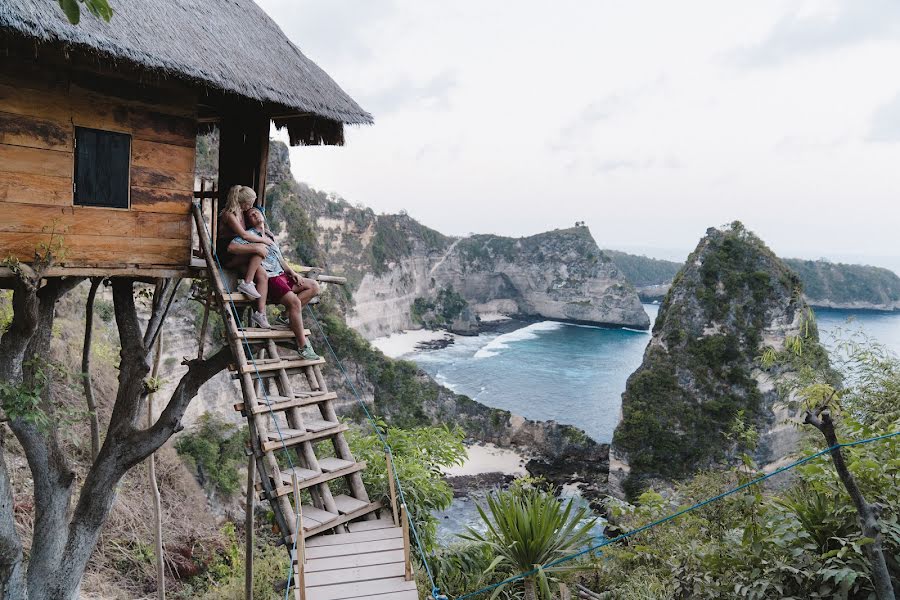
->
[0, 62, 197, 268]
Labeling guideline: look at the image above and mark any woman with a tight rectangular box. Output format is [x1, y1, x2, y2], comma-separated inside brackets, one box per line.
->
[216, 185, 272, 328]
[244, 207, 321, 360]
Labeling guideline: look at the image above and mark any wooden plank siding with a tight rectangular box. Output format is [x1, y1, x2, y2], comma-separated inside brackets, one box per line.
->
[0, 66, 197, 268]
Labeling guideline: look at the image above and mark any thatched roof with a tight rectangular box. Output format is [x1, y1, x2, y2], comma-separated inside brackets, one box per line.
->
[0, 0, 372, 126]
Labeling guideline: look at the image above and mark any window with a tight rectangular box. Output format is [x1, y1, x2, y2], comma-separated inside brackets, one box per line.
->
[73, 127, 131, 209]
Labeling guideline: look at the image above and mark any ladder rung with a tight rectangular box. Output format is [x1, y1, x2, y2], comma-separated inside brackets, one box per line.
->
[286, 501, 383, 542]
[221, 292, 256, 304]
[318, 457, 354, 472]
[332, 494, 369, 515]
[237, 327, 311, 340]
[234, 392, 338, 415]
[235, 357, 325, 375]
[261, 423, 348, 452]
[258, 461, 367, 498]
[302, 505, 340, 528]
[304, 418, 337, 433]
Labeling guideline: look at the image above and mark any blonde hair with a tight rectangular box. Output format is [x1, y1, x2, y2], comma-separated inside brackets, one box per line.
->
[221, 185, 257, 218]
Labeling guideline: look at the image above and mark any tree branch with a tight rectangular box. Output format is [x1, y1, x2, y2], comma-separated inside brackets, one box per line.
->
[82, 278, 102, 460]
[125, 346, 232, 466]
[143, 278, 181, 352]
[105, 279, 151, 441]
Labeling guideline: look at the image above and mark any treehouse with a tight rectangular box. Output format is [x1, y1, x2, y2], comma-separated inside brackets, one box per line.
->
[0, 0, 371, 278]
[0, 4, 422, 600]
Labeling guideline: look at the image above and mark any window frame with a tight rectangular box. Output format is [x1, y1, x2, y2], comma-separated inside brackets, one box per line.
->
[72, 125, 133, 211]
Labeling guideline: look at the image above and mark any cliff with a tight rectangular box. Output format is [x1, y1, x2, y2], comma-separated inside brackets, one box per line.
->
[783, 258, 900, 311]
[608, 250, 900, 311]
[610, 222, 816, 498]
[187, 139, 612, 499]
[264, 142, 648, 337]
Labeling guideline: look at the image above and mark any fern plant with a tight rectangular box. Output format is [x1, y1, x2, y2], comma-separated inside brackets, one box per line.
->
[461, 487, 596, 600]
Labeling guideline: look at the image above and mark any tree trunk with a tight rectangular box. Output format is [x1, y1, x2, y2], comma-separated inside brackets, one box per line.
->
[523, 576, 538, 600]
[82, 277, 102, 460]
[809, 410, 896, 600]
[0, 430, 26, 599]
[0, 277, 231, 599]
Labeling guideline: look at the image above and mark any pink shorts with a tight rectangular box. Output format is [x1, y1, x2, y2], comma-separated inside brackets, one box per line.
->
[267, 273, 297, 303]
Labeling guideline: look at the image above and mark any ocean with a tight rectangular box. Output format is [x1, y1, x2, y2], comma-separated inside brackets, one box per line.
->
[384, 304, 900, 542]
[399, 305, 900, 444]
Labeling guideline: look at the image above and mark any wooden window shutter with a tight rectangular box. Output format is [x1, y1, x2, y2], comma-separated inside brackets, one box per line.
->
[74, 127, 131, 209]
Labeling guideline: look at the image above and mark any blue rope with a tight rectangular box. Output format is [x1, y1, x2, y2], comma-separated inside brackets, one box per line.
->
[191, 203, 304, 598]
[305, 307, 444, 599]
[454, 429, 900, 600]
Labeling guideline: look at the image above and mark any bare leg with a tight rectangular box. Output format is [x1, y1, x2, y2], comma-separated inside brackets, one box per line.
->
[253, 268, 268, 313]
[291, 278, 321, 307]
[280, 292, 307, 347]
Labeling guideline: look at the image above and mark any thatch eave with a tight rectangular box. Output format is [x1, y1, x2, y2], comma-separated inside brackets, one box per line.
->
[0, 0, 373, 131]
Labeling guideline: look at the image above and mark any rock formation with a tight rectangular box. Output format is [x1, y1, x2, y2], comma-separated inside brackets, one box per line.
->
[267, 151, 649, 338]
[610, 222, 815, 498]
[606, 249, 900, 312]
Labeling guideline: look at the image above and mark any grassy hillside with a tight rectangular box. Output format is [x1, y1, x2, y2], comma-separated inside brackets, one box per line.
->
[604, 249, 682, 287]
[784, 258, 900, 308]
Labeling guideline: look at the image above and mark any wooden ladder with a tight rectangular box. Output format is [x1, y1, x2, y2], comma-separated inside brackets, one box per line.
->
[192, 204, 418, 600]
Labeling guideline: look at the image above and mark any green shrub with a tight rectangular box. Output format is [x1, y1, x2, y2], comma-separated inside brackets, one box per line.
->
[176, 414, 249, 499]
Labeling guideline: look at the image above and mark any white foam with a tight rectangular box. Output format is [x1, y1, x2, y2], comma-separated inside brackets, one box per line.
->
[473, 321, 564, 359]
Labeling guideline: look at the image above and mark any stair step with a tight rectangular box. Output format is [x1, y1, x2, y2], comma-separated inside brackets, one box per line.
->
[237, 327, 310, 340]
[333, 494, 369, 515]
[235, 357, 325, 375]
[286, 500, 383, 542]
[261, 423, 348, 452]
[221, 292, 257, 304]
[301, 505, 340, 529]
[304, 418, 338, 433]
[234, 391, 338, 415]
[259, 461, 368, 499]
[318, 457, 354, 472]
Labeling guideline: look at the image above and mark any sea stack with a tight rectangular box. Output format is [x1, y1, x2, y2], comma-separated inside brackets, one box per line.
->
[610, 222, 817, 498]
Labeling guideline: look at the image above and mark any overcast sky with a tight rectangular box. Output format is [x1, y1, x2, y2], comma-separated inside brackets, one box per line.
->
[258, 0, 900, 271]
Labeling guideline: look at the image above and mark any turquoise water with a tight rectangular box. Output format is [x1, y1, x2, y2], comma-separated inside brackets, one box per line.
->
[406, 305, 900, 444]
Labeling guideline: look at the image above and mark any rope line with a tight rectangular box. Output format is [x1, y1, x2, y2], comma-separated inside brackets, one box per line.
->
[306, 307, 445, 599]
[192, 203, 304, 599]
[454, 429, 900, 600]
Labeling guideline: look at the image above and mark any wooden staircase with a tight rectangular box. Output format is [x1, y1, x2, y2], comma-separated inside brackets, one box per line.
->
[192, 204, 418, 600]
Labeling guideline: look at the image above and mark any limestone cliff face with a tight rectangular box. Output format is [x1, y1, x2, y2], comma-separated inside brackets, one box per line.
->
[430, 230, 649, 330]
[285, 188, 648, 337]
[610, 223, 814, 498]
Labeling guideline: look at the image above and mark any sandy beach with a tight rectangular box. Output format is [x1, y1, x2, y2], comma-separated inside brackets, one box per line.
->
[371, 328, 454, 358]
[444, 443, 529, 477]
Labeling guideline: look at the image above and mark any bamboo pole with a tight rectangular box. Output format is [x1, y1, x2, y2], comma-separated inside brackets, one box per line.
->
[400, 504, 412, 581]
[385, 451, 399, 527]
[292, 473, 306, 600]
[197, 297, 210, 360]
[245, 456, 255, 600]
[148, 332, 165, 599]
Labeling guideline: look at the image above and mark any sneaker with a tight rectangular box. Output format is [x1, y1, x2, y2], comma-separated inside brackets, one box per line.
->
[300, 344, 320, 361]
[237, 280, 261, 299]
[250, 310, 271, 329]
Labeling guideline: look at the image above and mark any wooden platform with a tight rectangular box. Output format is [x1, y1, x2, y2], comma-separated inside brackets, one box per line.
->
[303, 517, 418, 600]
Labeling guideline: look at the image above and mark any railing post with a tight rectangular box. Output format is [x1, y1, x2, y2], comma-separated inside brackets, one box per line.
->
[385, 451, 399, 527]
[292, 473, 306, 600]
[400, 503, 413, 581]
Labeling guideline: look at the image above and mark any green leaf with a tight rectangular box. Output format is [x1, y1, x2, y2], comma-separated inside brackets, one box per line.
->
[58, 0, 80, 24]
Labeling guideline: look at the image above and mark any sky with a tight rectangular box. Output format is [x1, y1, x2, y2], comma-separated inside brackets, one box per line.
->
[257, 0, 900, 271]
